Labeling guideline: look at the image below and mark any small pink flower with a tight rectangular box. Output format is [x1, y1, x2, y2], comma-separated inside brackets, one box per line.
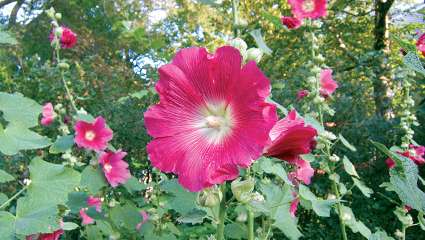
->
[26, 229, 64, 240]
[386, 144, 425, 169]
[385, 158, 395, 169]
[296, 89, 309, 101]
[281, 16, 303, 29]
[49, 27, 77, 49]
[98, 150, 131, 187]
[404, 205, 412, 212]
[136, 210, 149, 230]
[290, 197, 300, 217]
[416, 33, 425, 57]
[41, 102, 55, 126]
[74, 116, 113, 151]
[319, 69, 338, 97]
[87, 196, 102, 212]
[79, 208, 94, 225]
[264, 110, 317, 184]
[288, 0, 327, 20]
[144, 46, 277, 192]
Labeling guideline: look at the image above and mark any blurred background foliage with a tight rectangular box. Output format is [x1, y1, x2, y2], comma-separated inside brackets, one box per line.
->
[1, 0, 425, 239]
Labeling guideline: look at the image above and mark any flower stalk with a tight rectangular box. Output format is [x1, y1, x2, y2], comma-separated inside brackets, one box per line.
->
[0, 185, 28, 210]
[247, 208, 255, 240]
[216, 184, 227, 240]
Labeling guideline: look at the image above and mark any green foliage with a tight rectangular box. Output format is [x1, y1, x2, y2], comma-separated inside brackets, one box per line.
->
[80, 165, 107, 194]
[49, 135, 74, 154]
[160, 179, 198, 215]
[0, 169, 14, 183]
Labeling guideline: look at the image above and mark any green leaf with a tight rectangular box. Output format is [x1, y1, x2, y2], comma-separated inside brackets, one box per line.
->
[392, 35, 417, 52]
[249, 29, 272, 55]
[0, 124, 51, 155]
[393, 207, 413, 226]
[403, 51, 425, 76]
[0, 92, 42, 127]
[85, 225, 103, 239]
[418, 212, 425, 231]
[0, 169, 15, 183]
[341, 205, 371, 238]
[339, 134, 357, 152]
[15, 197, 59, 235]
[0, 30, 18, 45]
[0, 211, 15, 240]
[273, 205, 303, 240]
[224, 223, 248, 239]
[368, 231, 395, 240]
[80, 166, 107, 194]
[27, 157, 81, 206]
[352, 178, 373, 198]
[259, 157, 293, 186]
[49, 135, 74, 154]
[299, 185, 336, 217]
[66, 192, 89, 213]
[62, 222, 79, 230]
[110, 202, 141, 231]
[160, 179, 197, 215]
[96, 220, 115, 235]
[343, 156, 359, 178]
[261, 11, 284, 30]
[0, 193, 8, 206]
[123, 176, 147, 193]
[304, 114, 325, 134]
[177, 209, 207, 224]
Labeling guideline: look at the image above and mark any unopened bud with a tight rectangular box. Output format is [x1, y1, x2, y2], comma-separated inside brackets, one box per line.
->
[46, 7, 55, 19]
[55, 13, 62, 20]
[231, 178, 255, 203]
[235, 18, 248, 27]
[227, 38, 247, 53]
[236, 211, 248, 222]
[58, 62, 70, 70]
[329, 154, 340, 162]
[197, 187, 222, 208]
[246, 48, 263, 64]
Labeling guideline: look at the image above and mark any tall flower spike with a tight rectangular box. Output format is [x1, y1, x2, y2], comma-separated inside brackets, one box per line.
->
[49, 26, 77, 49]
[144, 46, 277, 192]
[74, 116, 113, 151]
[264, 110, 317, 184]
[288, 0, 327, 20]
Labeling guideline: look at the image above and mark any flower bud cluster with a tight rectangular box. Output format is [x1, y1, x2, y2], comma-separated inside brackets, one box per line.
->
[227, 38, 263, 64]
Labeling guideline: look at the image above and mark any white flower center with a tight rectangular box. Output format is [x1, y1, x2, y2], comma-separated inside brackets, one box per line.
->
[303, 0, 315, 12]
[197, 102, 233, 144]
[104, 163, 112, 173]
[85, 130, 96, 141]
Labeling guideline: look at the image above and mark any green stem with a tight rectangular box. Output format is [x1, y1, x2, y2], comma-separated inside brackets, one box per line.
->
[332, 181, 348, 240]
[55, 47, 78, 113]
[401, 225, 406, 240]
[0, 185, 28, 209]
[231, 0, 240, 37]
[216, 184, 227, 240]
[247, 209, 255, 240]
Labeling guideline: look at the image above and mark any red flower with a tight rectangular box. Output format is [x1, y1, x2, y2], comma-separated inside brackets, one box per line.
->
[74, 117, 113, 151]
[386, 144, 425, 169]
[288, 0, 327, 20]
[49, 27, 77, 49]
[98, 150, 131, 187]
[416, 33, 425, 57]
[281, 16, 303, 29]
[26, 229, 64, 240]
[144, 46, 277, 191]
[319, 69, 338, 97]
[296, 89, 309, 100]
[40, 102, 55, 126]
[264, 110, 317, 184]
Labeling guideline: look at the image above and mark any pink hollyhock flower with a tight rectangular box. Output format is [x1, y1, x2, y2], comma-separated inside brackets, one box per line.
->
[26, 229, 64, 240]
[264, 110, 317, 184]
[385, 144, 425, 169]
[98, 150, 131, 187]
[288, 0, 327, 20]
[281, 16, 303, 29]
[144, 46, 277, 192]
[40, 102, 55, 126]
[87, 196, 102, 212]
[416, 33, 425, 57]
[74, 116, 113, 151]
[319, 69, 338, 97]
[290, 197, 300, 217]
[136, 210, 149, 230]
[49, 27, 77, 49]
[385, 158, 396, 169]
[296, 89, 309, 101]
[79, 208, 94, 225]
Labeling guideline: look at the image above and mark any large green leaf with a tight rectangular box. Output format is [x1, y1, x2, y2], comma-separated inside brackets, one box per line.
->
[67, 192, 89, 213]
[0, 30, 18, 45]
[27, 157, 81, 206]
[352, 178, 373, 198]
[15, 197, 59, 235]
[0, 211, 15, 240]
[80, 165, 107, 194]
[49, 135, 75, 154]
[258, 157, 293, 186]
[249, 29, 272, 55]
[273, 205, 302, 240]
[0, 124, 51, 155]
[403, 51, 425, 76]
[341, 205, 371, 238]
[160, 179, 197, 215]
[224, 223, 248, 239]
[299, 185, 337, 217]
[343, 156, 359, 178]
[0, 169, 15, 183]
[110, 202, 141, 231]
[0, 92, 42, 127]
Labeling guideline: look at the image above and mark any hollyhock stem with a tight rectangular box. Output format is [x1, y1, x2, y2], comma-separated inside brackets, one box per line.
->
[247, 208, 255, 240]
[216, 184, 227, 240]
[232, 0, 240, 37]
[55, 46, 78, 113]
[0, 185, 28, 209]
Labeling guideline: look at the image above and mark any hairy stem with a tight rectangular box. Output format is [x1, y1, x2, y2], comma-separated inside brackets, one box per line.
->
[216, 184, 227, 240]
[0, 185, 28, 209]
[55, 46, 78, 113]
[247, 208, 255, 240]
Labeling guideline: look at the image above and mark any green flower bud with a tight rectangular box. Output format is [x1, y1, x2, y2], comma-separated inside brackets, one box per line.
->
[227, 38, 248, 55]
[58, 62, 70, 70]
[231, 178, 255, 203]
[246, 48, 263, 64]
[55, 13, 62, 20]
[197, 187, 222, 208]
[235, 18, 248, 27]
[46, 7, 55, 19]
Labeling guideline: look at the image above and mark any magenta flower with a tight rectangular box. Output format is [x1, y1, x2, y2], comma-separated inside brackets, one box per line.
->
[49, 27, 77, 49]
[136, 210, 149, 230]
[281, 16, 303, 29]
[79, 208, 94, 225]
[264, 110, 317, 184]
[98, 150, 131, 187]
[417, 33, 425, 57]
[26, 229, 64, 240]
[40, 102, 55, 126]
[290, 197, 300, 217]
[319, 69, 338, 97]
[288, 0, 327, 20]
[386, 144, 425, 169]
[296, 89, 309, 101]
[86, 196, 102, 212]
[74, 117, 113, 151]
[144, 46, 277, 192]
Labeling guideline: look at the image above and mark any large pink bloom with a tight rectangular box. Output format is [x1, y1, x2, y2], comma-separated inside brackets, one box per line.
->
[281, 16, 303, 29]
[416, 33, 425, 57]
[98, 150, 131, 187]
[264, 110, 317, 184]
[49, 27, 77, 49]
[288, 0, 327, 20]
[144, 46, 277, 192]
[319, 69, 338, 97]
[40, 102, 55, 126]
[386, 144, 425, 169]
[74, 117, 113, 151]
